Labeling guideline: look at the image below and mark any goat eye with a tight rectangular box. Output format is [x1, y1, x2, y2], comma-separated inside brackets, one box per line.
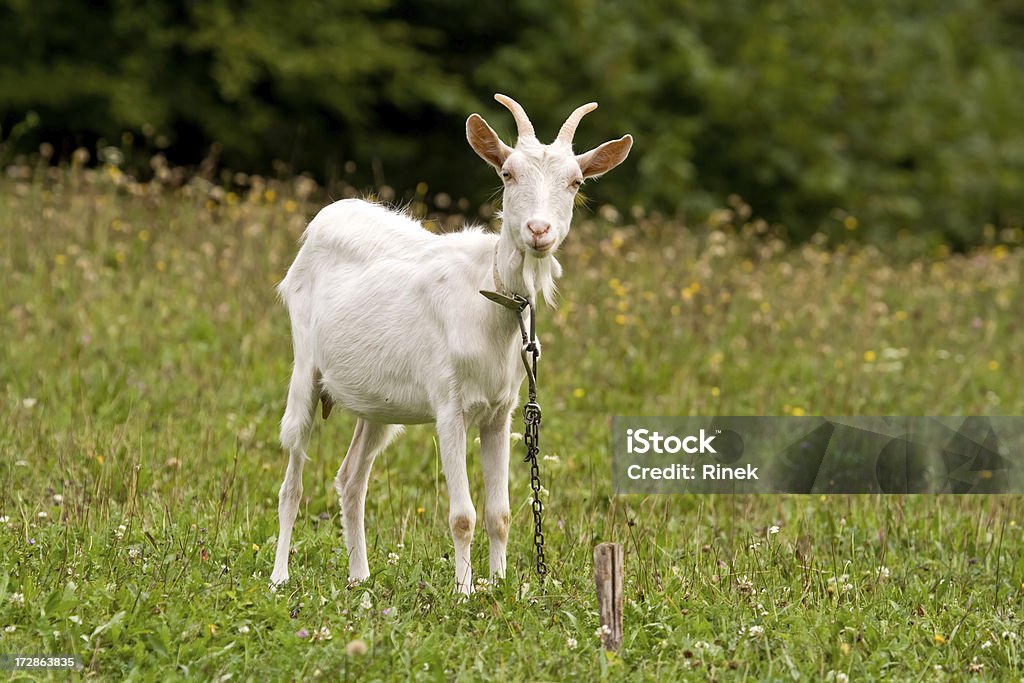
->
[500, 170, 512, 181]
[570, 178, 583, 190]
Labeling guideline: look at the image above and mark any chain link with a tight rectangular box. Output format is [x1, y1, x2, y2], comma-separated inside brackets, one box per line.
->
[523, 400, 547, 581]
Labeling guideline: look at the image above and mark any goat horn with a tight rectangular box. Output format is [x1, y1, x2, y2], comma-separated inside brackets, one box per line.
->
[494, 94, 536, 139]
[556, 102, 598, 145]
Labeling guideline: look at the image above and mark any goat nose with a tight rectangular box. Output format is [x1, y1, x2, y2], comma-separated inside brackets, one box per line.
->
[526, 219, 551, 237]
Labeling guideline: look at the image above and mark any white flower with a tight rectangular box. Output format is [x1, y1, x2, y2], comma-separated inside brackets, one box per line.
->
[518, 582, 530, 599]
[238, 625, 250, 634]
[115, 524, 127, 540]
[745, 625, 764, 638]
[37, 511, 48, 519]
[980, 640, 993, 650]
[876, 566, 890, 580]
[387, 552, 400, 565]
[4, 625, 15, 633]
[543, 454, 560, 462]
[311, 626, 332, 642]
[128, 547, 140, 559]
[10, 593, 24, 607]
[396, 542, 405, 550]
[53, 494, 64, 504]
[836, 673, 849, 683]
[595, 624, 612, 637]
[567, 637, 578, 649]
[68, 615, 82, 624]
[768, 525, 780, 535]
[0, 515, 8, 524]
[359, 593, 373, 610]
[1002, 630, 1019, 641]
[22, 398, 37, 409]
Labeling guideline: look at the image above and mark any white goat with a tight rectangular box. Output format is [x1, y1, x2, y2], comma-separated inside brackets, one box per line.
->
[270, 94, 632, 593]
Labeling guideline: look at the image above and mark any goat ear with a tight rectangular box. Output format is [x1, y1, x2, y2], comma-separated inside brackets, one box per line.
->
[577, 134, 633, 179]
[467, 114, 513, 169]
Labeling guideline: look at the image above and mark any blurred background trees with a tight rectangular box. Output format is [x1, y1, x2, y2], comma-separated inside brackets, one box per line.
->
[2, 0, 1023, 243]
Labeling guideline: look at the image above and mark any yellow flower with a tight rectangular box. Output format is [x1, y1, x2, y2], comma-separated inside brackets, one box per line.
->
[614, 314, 626, 325]
[573, 388, 585, 398]
[285, 199, 298, 213]
[894, 310, 908, 321]
[416, 506, 425, 514]
[138, 229, 150, 242]
[988, 360, 1000, 371]
[843, 216, 858, 231]
[711, 387, 720, 397]
[252, 543, 260, 552]
[791, 407, 806, 416]
[54, 254, 66, 266]
[226, 192, 239, 206]
[264, 189, 277, 203]
[933, 634, 945, 645]
[863, 350, 876, 363]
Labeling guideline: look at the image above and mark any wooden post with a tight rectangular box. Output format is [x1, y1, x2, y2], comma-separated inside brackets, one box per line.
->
[593, 542, 624, 650]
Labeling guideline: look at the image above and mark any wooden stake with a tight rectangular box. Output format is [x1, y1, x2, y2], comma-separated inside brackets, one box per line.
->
[593, 542, 624, 650]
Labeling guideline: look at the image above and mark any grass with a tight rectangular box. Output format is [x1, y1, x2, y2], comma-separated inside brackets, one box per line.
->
[0, 160, 1022, 680]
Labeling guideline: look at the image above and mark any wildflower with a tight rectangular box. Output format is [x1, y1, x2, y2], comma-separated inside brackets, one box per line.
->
[296, 628, 310, 639]
[543, 454, 560, 462]
[5, 625, 16, 633]
[567, 637, 578, 649]
[863, 350, 876, 363]
[475, 577, 491, 592]
[52, 494, 63, 504]
[745, 625, 764, 638]
[238, 625, 250, 634]
[968, 658, 983, 673]
[37, 511, 48, 519]
[10, 593, 24, 607]
[1002, 631, 1019, 641]
[980, 640, 992, 650]
[572, 387, 585, 398]
[311, 626, 332, 642]
[115, 524, 127, 540]
[737, 576, 754, 594]
[382, 607, 396, 618]
[128, 547, 140, 560]
[22, 398, 37, 409]
[0, 516, 8, 524]
[345, 639, 368, 656]
[711, 386, 721, 397]
[933, 633, 945, 645]
[252, 543, 260, 552]
[836, 673, 849, 683]
[876, 566, 890, 580]
[595, 624, 612, 638]
[768, 525, 780, 535]
[387, 552, 399, 565]
[360, 593, 373, 610]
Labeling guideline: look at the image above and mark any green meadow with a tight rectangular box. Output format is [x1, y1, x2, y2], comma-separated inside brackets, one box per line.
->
[1, 163, 1022, 680]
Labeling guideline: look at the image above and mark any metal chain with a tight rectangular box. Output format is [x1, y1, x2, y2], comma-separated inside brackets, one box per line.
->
[478, 287, 548, 582]
[523, 400, 547, 581]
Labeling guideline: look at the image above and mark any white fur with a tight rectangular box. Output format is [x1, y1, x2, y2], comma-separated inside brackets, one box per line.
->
[270, 95, 632, 594]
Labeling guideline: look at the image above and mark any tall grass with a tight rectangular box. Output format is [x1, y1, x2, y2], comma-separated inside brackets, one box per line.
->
[0, 160, 1021, 679]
